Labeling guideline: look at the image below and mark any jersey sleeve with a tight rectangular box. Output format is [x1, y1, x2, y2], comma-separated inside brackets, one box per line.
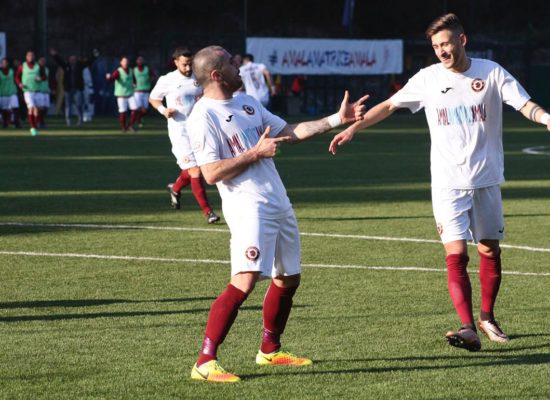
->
[259, 101, 287, 137]
[149, 76, 168, 100]
[497, 65, 530, 110]
[389, 70, 426, 113]
[188, 110, 221, 166]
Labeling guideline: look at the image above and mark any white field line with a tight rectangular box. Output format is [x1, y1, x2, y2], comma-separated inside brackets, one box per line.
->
[1, 250, 549, 277]
[2, 221, 550, 253]
[522, 145, 550, 155]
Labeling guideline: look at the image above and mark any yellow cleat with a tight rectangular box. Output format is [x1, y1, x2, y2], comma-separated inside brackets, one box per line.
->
[190, 360, 240, 383]
[256, 350, 312, 366]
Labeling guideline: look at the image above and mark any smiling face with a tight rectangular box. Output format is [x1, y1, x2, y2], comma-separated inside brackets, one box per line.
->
[431, 29, 468, 72]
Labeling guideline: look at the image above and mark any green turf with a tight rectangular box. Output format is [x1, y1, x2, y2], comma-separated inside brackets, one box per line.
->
[1, 114, 549, 399]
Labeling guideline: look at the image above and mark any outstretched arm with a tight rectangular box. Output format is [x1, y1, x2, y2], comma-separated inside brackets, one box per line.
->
[519, 100, 550, 131]
[277, 90, 369, 143]
[329, 98, 399, 154]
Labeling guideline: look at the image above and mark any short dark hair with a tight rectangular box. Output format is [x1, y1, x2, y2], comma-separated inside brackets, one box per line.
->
[425, 13, 464, 39]
[172, 47, 192, 59]
[243, 53, 254, 62]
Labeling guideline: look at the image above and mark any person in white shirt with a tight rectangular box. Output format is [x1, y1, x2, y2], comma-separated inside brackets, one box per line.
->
[149, 47, 220, 224]
[187, 45, 368, 383]
[329, 13, 550, 352]
[239, 53, 275, 107]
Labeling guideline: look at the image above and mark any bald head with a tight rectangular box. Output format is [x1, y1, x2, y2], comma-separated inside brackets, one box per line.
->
[192, 45, 226, 86]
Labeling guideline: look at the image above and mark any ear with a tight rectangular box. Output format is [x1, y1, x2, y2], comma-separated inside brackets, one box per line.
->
[210, 69, 222, 82]
[459, 33, 467, 47]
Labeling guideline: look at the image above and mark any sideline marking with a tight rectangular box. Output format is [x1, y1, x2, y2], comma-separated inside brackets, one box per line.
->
[2, 222, 550, 253]
[1, 250, 549, 276]
[522, 145, 550, 156]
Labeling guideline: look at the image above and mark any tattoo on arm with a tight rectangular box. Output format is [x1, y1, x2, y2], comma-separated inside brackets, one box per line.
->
[285, 118, 332, 142]
[529, 105, 542, 122]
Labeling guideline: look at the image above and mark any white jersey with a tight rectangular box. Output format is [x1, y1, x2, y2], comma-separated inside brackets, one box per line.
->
[188, 94, 291, 220]
[391, 58, 530, 189]
[239, 62, 270, 106]
[149, 70, 202, 128]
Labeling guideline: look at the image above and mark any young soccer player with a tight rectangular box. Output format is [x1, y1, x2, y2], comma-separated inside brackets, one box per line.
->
[329, 13, 550, 352]
[0, 58, 21, 128]
[15, 51, 45, 136]
[133, 56, 153, 127]
[106, 56, 138, 132]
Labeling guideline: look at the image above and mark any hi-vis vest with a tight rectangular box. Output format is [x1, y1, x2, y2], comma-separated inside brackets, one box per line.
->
[114, 67, 134, 97]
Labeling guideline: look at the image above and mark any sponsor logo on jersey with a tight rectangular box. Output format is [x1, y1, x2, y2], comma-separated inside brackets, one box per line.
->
[245, 246, 260, 261]
[226, 115, 233, 122]
[471, 78, 485, 92]
[441, 87, 453, 94]
[242, 104, 255, 115]
[436, 103, 487, 126]
[193, 80, 200, 87]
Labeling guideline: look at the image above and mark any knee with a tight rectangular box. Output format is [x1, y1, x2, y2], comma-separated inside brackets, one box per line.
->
[273, 274, 301, 289]
[230, 272, 260, 294]
[478, 241, 500, 259]
[188, 167, 201, 178]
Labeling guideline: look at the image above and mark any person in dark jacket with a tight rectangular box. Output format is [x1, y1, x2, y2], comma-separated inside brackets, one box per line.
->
[50, 48, 99, 126]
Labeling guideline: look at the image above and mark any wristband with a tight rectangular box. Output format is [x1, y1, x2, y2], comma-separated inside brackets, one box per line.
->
[157, 105, 166, 115]
[540, 113, 550, 125]
[327, 113, 342, 128]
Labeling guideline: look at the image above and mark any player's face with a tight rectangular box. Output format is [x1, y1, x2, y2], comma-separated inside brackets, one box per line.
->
[120, 58, 128, 69]
[38, 57, 46, 67]
[136, 56, 144, 66]
[175, 56, 192, 77]
[218, 52, 242, 92]
[431, 29, 467, 72]
[1, 59, 8, 69]
[26, 52, 35, 63]
[69, 55, 77, 65]
[232, 54, 242, 68]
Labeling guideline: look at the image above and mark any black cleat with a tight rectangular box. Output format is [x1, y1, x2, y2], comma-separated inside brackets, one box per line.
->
[167, 183, 181, 209]
[445, 327, 481, 352]
[207, 210, 220, 224]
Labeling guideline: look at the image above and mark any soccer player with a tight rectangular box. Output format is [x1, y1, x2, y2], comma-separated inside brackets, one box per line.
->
[0, 58, 21, 128]
[15, 51, 45, 136]
[106, 56, 138, 132]
[239, 53, 276, 107]
[133, 56, 153, 127]
[149, 47, 220, 224]
[36, 56, 50, 128]
[329, 13, 550, 352]
[187, 45, 368, 382]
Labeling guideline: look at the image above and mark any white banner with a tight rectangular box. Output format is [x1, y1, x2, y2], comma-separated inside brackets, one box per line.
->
[246, 37, 403, 75]
[0, 32, 6, 60]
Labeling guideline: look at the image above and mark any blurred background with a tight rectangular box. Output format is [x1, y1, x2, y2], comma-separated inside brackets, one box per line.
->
[1, 0, 549, 116]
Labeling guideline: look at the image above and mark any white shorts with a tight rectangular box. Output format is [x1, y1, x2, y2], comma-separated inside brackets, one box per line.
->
[0, 95, 19, 109]
[225, 213, 301, 279]
[35, 93, 50, 108]
[116, 96, 137, 113]
[23, 92, 40, 109]
[168, 122, 197, 170]
[432, 185, 504, 244]
[134, 92, 149, 109]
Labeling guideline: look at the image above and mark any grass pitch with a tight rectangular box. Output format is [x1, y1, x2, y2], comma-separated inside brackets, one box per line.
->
[1, 113, 549, 399]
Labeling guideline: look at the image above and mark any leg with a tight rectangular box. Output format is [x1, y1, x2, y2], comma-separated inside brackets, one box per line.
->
[197, 271, 259, 366]
[188, 166, 217, 220]
[444, 240, 474, 328]
[477, 240, 509, 342]
[261, 274, 301, 354]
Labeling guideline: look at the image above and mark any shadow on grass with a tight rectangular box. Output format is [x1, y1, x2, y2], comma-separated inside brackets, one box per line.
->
[0, 297, 216, 309]
[239, 349, 550, 380]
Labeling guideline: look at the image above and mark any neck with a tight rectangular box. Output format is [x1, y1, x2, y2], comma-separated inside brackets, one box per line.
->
[203, 85, 232, 100]
[449, 55, 470, 73]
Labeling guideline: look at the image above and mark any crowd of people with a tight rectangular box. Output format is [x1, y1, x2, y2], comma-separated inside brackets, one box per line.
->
[0, 49, 97, 135]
